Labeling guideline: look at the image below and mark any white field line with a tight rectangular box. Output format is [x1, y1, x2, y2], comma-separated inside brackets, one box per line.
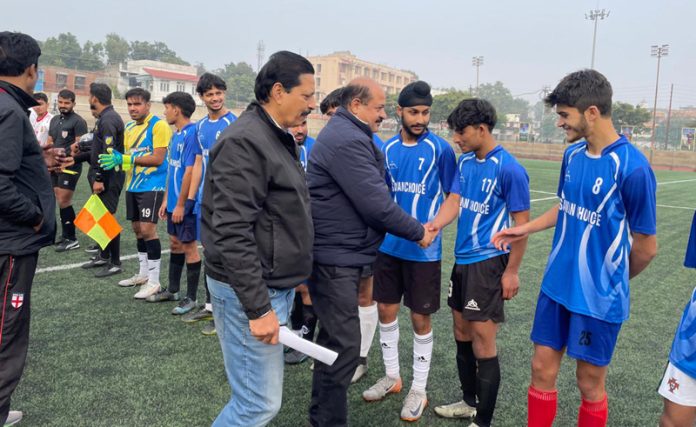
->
[657, 204, 696, 210]
[657, 178, 696, 186]
[36, 249, 173, 274]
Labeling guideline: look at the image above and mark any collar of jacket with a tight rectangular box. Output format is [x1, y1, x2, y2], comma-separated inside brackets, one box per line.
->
[335, 106, 373, 139]
[246, 101, 298, 158]
[0, 80, 39, 113]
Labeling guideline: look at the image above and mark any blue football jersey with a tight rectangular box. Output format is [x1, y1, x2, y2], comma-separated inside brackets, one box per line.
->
[166, 123, 201, 213]
[379, 130, 457, 262]
[669, 286, 696, 379]
[686, 211, 696, 268]
[299, 136, 315, 172]
[451, 145, 530, 265]
[373, 133, 383, 149]
[540, 136, 657, 323]
[196, 111, 236, 198]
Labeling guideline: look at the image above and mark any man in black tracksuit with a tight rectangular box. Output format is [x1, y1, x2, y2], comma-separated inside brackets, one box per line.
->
[306, 78, 437, 427]
[0, 32, 57, 427]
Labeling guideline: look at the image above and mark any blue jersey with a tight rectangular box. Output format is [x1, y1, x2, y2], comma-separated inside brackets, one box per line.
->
[541, 136, 657, 323]
[166, 123, 201, 213]
[451, 145, 530, 265]
[671, 214, 696, 378]
[196, 111, 237, 197]
[299, 136, 315, 172]
[379, 130, 456, 261]
[686, 211, 696, 268]
[373, 133, 383, 148]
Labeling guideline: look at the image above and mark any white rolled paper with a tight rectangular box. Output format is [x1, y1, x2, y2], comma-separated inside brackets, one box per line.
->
[279, 326, 338, 366]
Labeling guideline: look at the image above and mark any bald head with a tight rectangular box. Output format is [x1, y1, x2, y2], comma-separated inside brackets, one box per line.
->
[341, 77, 387, 132]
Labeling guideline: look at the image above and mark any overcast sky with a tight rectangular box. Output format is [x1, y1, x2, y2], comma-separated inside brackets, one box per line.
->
[4, 0, 695, 108]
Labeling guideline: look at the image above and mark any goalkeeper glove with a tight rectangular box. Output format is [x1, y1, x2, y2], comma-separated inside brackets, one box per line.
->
[98, 148, 133, 171]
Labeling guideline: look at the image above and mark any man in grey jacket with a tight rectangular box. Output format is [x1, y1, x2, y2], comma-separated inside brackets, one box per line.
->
[0, 32, 57, 427]
[200, 51, 316, 427]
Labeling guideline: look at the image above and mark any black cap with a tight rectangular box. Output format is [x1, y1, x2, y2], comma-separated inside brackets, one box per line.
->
[398, 81, 432, 107]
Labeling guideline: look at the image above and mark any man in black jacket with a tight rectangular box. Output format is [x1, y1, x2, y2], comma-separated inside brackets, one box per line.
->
[306, 78, 437, 427]
[0, 32, 57, 427]
[200, 51, 316, 427]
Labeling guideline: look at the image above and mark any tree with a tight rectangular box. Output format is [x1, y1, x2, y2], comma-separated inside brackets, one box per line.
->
[430, 90, 471, 124]
[79, 41, 104, 71]
[611, 102, 651, 133]
[385, 93, 399, 120]
[41, 32, 82, 68]
[476, 81, 530, 121]
[129, 40, 189, 65]
[217, 62, 257, 106]
[104, 33, 129, 65]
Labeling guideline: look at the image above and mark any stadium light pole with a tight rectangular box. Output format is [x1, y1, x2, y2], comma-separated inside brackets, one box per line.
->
[472, 56, 484, 94]
[650, 44, 669, 162]
[585, 9, 610, 69]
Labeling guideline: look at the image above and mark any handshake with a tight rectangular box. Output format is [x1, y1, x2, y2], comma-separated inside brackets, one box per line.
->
[418, 222, 440, 249]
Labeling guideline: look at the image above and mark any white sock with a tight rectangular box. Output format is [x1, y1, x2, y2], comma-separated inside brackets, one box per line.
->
[412, 330, 433, 392]
[147, 257, 161, 285]
[138, 252, 148, 277]
[359, 303, 378, 358]
[379, 320, 400, 379]
[205, 303, 213, 312]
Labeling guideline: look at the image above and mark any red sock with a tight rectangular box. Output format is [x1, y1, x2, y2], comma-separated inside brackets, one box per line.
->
[528, 386, 557, 427]
[578, 394, 608, 427]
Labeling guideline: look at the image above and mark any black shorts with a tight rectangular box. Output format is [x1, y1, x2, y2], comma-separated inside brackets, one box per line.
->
[126, 191, 164, 223]
[51, 168, 81, 191]
[167, 212, 198, 243]
[448, 254, 509, 323]
[373, 251, 441, 315]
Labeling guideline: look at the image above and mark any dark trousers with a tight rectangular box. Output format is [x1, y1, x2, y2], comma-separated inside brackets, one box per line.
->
[0, 253, 38, 425]
[308, 263, 361, 427]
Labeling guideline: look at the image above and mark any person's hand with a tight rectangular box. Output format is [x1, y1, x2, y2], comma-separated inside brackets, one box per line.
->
[92, 181, 105, 194]
[172, 205, 184, 224]
[249, 310, 280, 344]
[60, 156, 75, 170]
[501, 271, 520, 300]
[158, 201, 167, 220]
[418, 223, 438, 248]
[99, 148, 132, 171]
[491, 225, 529, 251]
[70, 142, 80, 156]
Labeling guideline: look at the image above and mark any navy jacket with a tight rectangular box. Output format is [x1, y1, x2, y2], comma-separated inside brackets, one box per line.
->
[307, 107, 423, 267]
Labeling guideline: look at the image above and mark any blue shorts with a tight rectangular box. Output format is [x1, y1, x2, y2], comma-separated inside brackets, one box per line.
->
[530, 291, 622, 367]
[167, 212, 198, 243]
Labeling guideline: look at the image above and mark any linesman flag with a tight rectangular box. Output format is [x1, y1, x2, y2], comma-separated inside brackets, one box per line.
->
[74, 195, 122, 250]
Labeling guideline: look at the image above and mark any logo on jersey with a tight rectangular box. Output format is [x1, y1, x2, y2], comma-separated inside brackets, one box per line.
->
[61, 130, 68, 139]
[11, 293, 24, 309]
[105, 136, 113, 147]
[464, 299, 480, 311]
[565, 169, 571, 183]
[388, 161, 398, 170]
[668, 377, 680, 393]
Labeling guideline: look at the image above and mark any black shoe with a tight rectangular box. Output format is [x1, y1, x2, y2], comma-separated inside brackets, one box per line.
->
[94, 262, 123, 278]
[55, 239, 80, 252]
[81, 256, 108, 269]
[54, 237, 66, 246]
[85, 244, 99, 254]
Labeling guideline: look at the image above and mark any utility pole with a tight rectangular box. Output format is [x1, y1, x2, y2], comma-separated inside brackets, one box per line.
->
[650, 44, 669, 162]
[539, 86, 551, 143]
[665, 83, 674, 149]
[472, 56, 484, 94]
[585, 9, 610, 69]
[256, 41, 266, 73]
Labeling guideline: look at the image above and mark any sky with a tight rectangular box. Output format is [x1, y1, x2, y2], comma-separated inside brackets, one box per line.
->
[4, 0, 696, 108]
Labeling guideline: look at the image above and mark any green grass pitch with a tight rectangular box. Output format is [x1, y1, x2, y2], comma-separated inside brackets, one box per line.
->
[12, 159, 696, 426]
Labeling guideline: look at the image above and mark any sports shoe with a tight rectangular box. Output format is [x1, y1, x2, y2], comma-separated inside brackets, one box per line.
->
[55, 238, 80, 252]
[362, 375, 402, 402]
[285, 348, 308, 364]
[146, 289, 180, 303]
[118, 274, 148, 288]
[466, 423, 481, 427]
[94, 262, 123, 278]
[351, 358, 368, 383]
[172, 298, 197, 315]
[81, 256, 107, 269]
[4, 410, 22, 426]
[434, 400, 477, 419]
[401, 389, 428, 422]
[201, 320, 216, 336]
[134, 282, 161, 299]
[182, 307, 213, 323]
[85, 244, 99, 254]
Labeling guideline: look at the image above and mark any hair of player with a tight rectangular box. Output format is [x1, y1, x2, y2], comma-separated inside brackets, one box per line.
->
[545, 69, 613, 116]
[340, 83, 372, 109]
[0, 32, 41, 77]
[320, 87, 343, 114]
[447, 98, 497, 132]
[125, 87, 151, 103]
[89, 82, 112, 105]
[196, 72, 227, 96]
[32, 92, 48, 103]
[163, 91, 196, 118]
[58, 89, 76, 102]
[254, 50, 314, 103]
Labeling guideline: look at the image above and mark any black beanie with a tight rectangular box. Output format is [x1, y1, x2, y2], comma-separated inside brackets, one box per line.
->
[398, 81, 433, 107]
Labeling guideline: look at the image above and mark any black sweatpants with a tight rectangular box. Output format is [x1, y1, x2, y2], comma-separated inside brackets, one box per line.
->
[0, 253, 38, 425]
[308, 263, 362, 427]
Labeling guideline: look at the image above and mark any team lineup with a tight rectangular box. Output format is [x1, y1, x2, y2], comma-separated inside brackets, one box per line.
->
[1, 31, 695, 427]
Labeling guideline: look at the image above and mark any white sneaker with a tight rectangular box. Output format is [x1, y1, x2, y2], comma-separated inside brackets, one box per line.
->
[134, 282, 161, 299]
[351, 362, 368, 384]
[400, 389, 428, 421]
[434, 400, 477, 419]
[362, 375, 402, 401]
[118, 274, 148, 287]
[5, 410, 23, 426]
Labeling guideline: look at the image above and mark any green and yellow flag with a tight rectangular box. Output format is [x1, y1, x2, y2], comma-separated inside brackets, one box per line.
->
[74, 195, 122, 250]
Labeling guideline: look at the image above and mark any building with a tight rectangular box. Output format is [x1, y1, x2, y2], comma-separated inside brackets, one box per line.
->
[307, 51, 418, 101]
[112, 60, 200, 105]
[38, 65, 104, 97]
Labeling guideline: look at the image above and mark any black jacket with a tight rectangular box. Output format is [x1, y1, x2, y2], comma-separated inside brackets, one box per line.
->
[88, 105, 125, 186]
[0, 81, 56, 255]
[201, 102, 314, 320]
[307, 107, 424, 267]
